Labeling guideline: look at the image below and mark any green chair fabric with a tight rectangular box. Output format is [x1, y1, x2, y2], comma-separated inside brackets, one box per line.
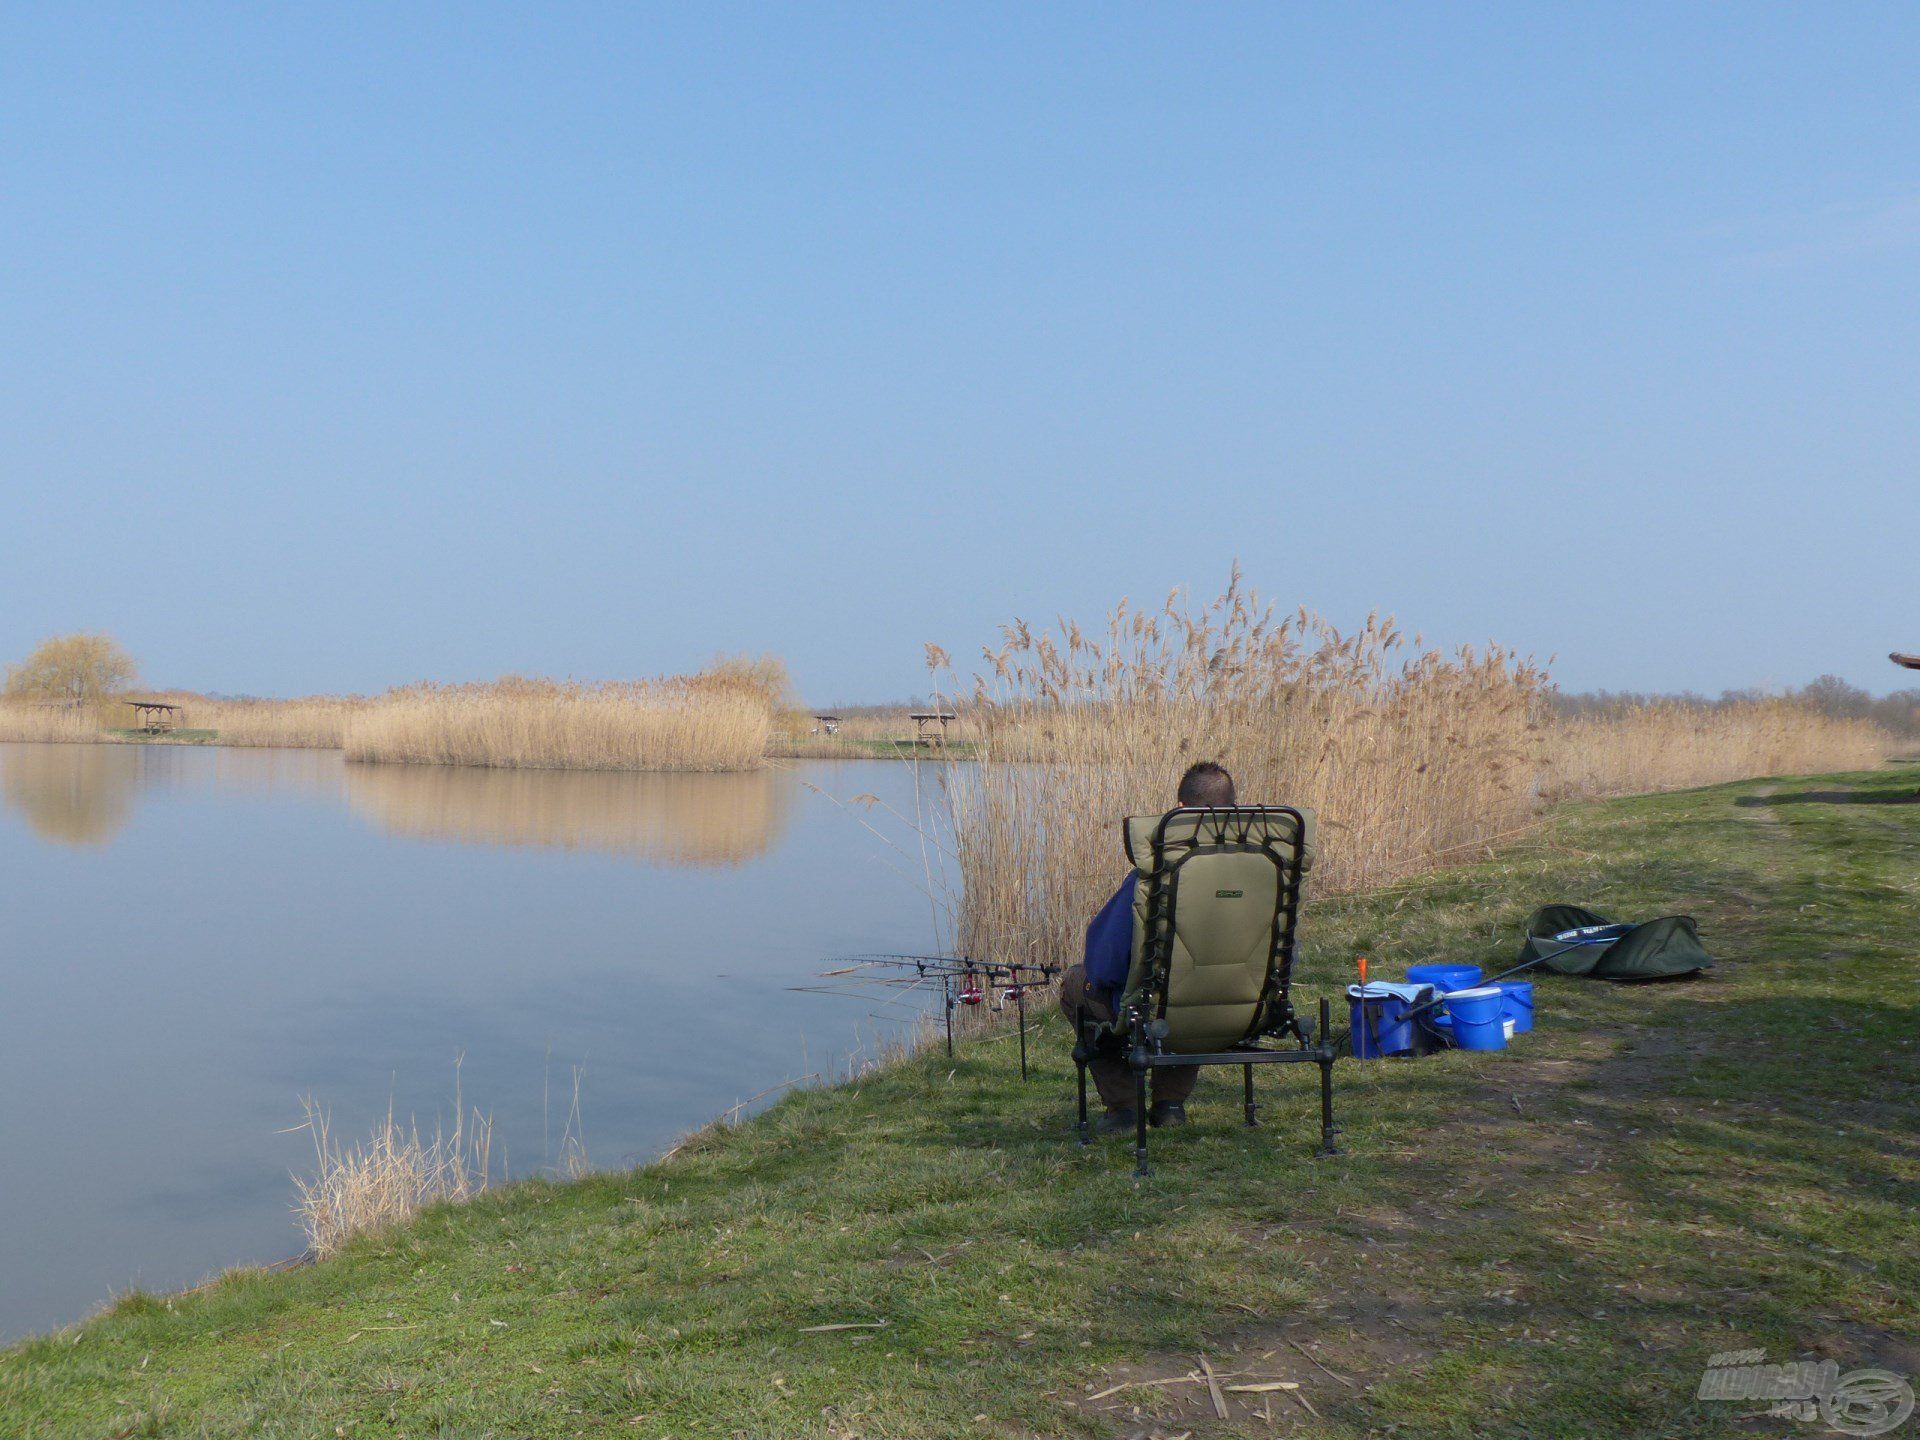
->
[1116, 806, 1315, 1051]
[1070, 804, 1339, 1172]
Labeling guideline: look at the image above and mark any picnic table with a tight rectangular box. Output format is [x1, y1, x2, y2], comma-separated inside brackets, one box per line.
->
[125, 700, 183, 733]
[908, 711, 955, 748]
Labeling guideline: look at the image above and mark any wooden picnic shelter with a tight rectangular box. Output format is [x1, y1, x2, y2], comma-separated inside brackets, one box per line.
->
[908, 711, 956, 748]
[126, 700, 183, 733]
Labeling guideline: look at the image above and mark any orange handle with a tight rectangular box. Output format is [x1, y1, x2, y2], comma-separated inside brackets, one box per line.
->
[1357, 956, 1369, 990]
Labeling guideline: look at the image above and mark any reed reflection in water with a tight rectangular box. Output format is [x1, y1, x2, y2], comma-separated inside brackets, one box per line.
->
[0, 743, 798, 868]
[342, 761, 796, 865]
[0, 744, 141, 845]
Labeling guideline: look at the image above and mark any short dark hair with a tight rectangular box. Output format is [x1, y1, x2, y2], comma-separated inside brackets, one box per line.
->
[1177, 761, 1236, 807]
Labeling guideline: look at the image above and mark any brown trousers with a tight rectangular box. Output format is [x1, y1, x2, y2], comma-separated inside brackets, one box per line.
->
[1058, 963, 1197, 1111]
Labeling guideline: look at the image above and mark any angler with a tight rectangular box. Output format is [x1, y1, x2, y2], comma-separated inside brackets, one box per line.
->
[1058, 760, 1237, 1132]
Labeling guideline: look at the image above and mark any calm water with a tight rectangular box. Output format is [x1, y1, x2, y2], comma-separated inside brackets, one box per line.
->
[0, 743, 952, 1343]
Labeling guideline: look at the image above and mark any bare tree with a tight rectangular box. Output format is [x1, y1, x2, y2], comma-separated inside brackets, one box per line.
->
[4, 633, 138, 707]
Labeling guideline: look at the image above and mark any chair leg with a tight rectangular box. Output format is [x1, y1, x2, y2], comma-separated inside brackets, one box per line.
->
[1316, 998, 1339, 1157]
[1133, 1063, 1150, 1177]
[1075, 1057, 1090, 1146]
[1316, 1052, 1338, 1156]
[1243, 1063, 1257, 1127]
[1073, 1006, 1091, 1146]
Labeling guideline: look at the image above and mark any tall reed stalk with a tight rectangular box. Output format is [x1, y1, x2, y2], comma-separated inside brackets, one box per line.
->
[935, 572, 1549, 969]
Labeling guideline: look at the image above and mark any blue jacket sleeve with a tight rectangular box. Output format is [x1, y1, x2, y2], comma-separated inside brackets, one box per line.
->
[1083, 873, 1137, 1002]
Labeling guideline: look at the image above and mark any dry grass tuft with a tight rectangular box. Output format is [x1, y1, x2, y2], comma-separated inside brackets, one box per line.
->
[291, 1095, 494, 1259]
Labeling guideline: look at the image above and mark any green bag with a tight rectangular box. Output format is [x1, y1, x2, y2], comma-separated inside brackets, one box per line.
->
[1519, 905, 1712, 980]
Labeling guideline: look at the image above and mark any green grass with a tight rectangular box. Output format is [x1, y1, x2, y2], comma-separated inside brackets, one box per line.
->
[768, 737, 983, 760]
[7, 768, 1918, 1438]
[101, 728, 219, 744]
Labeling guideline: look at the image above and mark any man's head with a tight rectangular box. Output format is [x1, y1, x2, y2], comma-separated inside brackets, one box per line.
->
[1176, 761, 1236, 808]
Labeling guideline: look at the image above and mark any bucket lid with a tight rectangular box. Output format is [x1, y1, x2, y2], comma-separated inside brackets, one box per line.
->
[1447, 986, 1502, 1001]
[1346, 981, 1433, 1003]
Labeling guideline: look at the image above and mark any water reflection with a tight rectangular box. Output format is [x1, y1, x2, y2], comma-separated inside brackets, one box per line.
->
[0, 745, 798, 867]
[343, 763, 796, 865]
[0, 744, 941, 1343]
[0, 744, 139, 845]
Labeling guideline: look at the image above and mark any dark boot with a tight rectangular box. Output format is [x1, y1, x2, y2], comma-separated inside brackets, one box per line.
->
[1149, 1101, 1188, 1128]
[1096, 1107, 1137, 1135]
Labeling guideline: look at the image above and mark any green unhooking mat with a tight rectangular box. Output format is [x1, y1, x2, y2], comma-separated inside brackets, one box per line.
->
[1518, 904, 1713, 980]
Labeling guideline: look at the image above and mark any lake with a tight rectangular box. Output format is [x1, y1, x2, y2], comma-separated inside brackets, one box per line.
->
[0, 743, 954, 1343]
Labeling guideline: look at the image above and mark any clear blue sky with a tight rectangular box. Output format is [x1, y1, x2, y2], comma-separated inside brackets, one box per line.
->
[4, 5, 1916, 702]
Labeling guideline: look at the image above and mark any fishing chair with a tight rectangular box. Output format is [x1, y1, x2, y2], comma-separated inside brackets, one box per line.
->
[1072, 805, 1339, 1176]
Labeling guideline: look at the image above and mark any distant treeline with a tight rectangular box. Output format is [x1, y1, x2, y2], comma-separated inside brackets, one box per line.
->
[1551, 677, 1920, 737]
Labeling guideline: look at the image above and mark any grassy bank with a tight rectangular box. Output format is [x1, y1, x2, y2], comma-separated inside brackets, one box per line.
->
[99, 728, 219, 744]
[768, 709, 983, 761]
[8, 767, 1917, 1437]
[769, 736, 981, 761]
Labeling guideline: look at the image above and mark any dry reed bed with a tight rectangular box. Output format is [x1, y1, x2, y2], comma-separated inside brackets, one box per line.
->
[192, 696, 368, 749]
[934, 576, 1893, 972]
[0, 703, 102, 744]
[341, 680, 770, 772]
[1541, 700, 1890, 799]
[0, 694, 364, 748]
[1, 675, 776, 773]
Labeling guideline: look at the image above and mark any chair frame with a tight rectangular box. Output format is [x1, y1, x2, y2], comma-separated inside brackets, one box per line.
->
[1072, 805, 1340, 1175]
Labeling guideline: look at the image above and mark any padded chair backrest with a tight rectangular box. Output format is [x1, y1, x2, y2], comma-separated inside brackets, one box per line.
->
[1119, 806, 1314, 1051]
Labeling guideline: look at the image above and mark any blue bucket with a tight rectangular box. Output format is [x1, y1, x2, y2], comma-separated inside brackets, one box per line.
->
[1347, 984, 1416, 1059]
[1444, 986, 1508, 1051]
[1495, 981, 1534, 1035]
[1406, 963, 1484, 992]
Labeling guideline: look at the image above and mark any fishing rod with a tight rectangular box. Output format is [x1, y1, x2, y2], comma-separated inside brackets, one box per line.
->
[816, 955, 1062, 1078]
